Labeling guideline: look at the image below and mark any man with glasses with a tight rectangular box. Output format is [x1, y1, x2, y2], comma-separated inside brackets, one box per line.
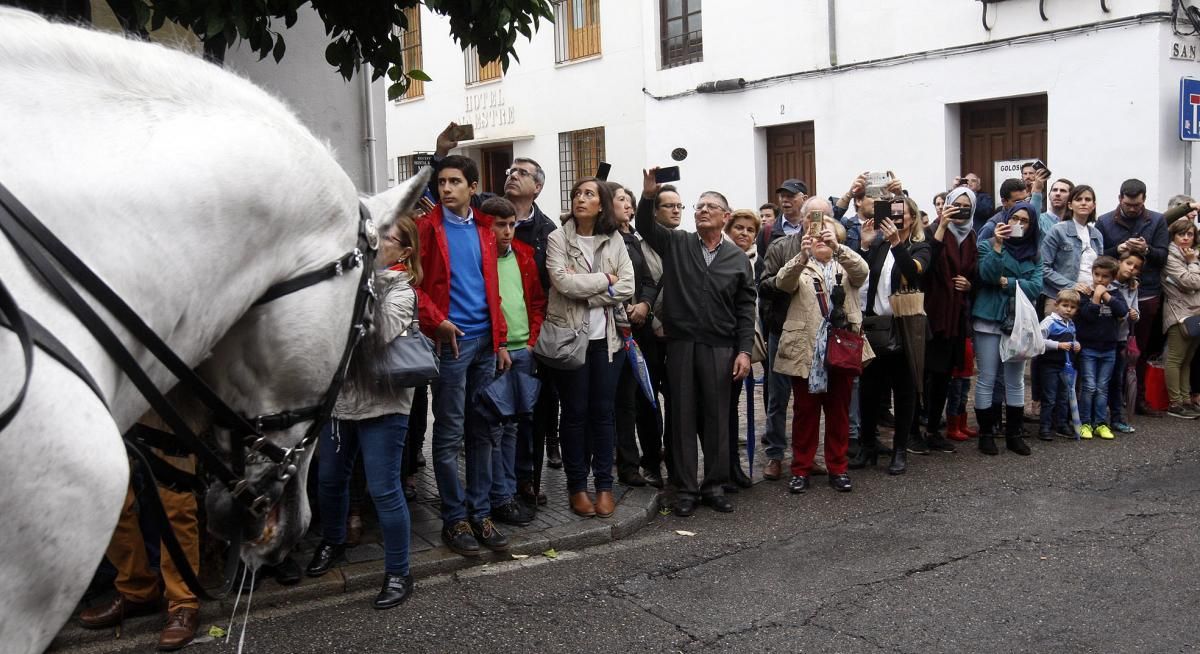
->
[637, 169, 756, 517]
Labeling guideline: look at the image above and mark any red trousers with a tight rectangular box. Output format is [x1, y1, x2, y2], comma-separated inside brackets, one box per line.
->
[790, 371, 853, 478]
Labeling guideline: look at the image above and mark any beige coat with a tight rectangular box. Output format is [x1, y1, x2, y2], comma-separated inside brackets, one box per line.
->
[1162, 243, 1200, 333]
[334, 269, 416, 420]
[545, 220, 635, 358]
[772, 244, 873, 379]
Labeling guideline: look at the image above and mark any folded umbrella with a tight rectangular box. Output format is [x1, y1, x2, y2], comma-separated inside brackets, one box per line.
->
[477, 370, 520, 425]
[890, 289, 928, 402]
[624, 335, 657, 408]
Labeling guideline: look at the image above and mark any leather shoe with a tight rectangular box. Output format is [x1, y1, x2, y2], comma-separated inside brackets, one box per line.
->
[305, 541, 346, 577]
[594, 490, 616, 517]
[619, 472, 647, 487]
[828, 474, 852, 492]
[270, 557, 302, 586]
[517, 480, 547, 506]
[674, 497, 697, 517]
[701, 495, 734, 513]
[546, 441, 563, 469]
[157, 607, 199, 651]
[763, 459, 783, 480]
[441, 521, 481, 557]
[788, 475, 810, 494]
[492, 499, 534, 526]
[570, 491, 596, 517]
[469, 517, 510, 551]
[641, 468, 665, 489]
[373, 573, 414, 610]
[80, 594, 162, 629]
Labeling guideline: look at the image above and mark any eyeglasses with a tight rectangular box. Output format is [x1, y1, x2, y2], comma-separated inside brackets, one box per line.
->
[658, 203, 685, 210]
[695, 202, 729, 212]
[505, 167, 534, 179]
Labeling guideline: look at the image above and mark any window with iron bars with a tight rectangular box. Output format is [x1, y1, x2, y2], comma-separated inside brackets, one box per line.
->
[660, 0, 702, 69]
[464, 44, 503, 85]
[553, 0, 602, 64]
[396, 155, 414, 183]
[558, 127, 606, 212]
[392, 6, 424, 101]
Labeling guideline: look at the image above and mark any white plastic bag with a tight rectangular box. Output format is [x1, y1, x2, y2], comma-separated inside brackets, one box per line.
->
[999, 289, 1042, 362]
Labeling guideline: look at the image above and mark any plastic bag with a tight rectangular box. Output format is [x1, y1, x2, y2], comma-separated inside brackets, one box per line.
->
[999, 289, 1042, 362]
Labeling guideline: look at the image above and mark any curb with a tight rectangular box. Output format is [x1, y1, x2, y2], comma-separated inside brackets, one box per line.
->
[48, 486, 661, 652]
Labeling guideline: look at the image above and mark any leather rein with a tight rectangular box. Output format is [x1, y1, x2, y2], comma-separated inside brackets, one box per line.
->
[0, 180, 379, 520]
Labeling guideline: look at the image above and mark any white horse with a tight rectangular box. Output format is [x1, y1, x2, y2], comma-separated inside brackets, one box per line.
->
[0, 9, 426, 652]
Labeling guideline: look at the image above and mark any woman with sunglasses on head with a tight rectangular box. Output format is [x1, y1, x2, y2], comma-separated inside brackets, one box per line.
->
[849, 184, 931, 476]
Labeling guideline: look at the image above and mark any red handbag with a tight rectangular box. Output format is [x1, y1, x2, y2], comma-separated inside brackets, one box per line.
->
[826, 327, 864, 376]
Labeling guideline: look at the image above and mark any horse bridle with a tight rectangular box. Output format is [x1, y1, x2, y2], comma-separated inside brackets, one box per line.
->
[0, 180, 379, 519]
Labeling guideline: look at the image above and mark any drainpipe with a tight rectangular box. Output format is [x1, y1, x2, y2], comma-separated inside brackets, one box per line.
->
[360, 65, 379, 194]
[827, 0, 838, 67]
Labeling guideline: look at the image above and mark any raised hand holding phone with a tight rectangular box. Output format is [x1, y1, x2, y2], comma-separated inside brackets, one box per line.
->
[641, 168, 661, 199]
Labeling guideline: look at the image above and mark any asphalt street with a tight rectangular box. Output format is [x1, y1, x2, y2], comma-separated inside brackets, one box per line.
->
[76, 416, 1200, 654]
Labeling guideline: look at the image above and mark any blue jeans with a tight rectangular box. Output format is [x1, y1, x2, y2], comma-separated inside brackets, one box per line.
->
[554, 340, 625, 494]
[318, 414, 410, 575]
[1037, 362, 1069, 431]
[1079, 348, 1116, 426]
[764, 331, 791, 460]
[431, 336, 497, 525]
[946, 377, 970, 416]
[494, 347, 534, 506]
[1108, 344, 1128, 423]
[974, 331, 1025, 408]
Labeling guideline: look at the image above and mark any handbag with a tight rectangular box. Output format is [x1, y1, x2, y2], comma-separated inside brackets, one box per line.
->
[1183, 315, 1200, 339]
[533, 320, 590, 370]
[376, 289, 440, 388]
[861, 315, 900, 353]
[814, 275, 865, 376]
[751, 323, 767, 364]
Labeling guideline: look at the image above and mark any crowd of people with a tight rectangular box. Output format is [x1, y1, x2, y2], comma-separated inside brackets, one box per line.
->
[80, 124, 1200, 649]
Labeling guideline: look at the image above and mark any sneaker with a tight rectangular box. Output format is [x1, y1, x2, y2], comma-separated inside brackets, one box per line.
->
[924, 432, 957, 453]
[441, 521, 480, 557]
[1080, 424, 1093, 440]
[1095, 424, 1115, 440]
[491, 500, 533, 527]
[1037, 429, 1054, 441]
[1167, 404, 1200, 419]
[469, 517, 510, 551]
[788, 475, 810, 494]
[1112, 421, 1136, 434]
[1055, 424, 1073, 437]
[906, 434, 931, 455]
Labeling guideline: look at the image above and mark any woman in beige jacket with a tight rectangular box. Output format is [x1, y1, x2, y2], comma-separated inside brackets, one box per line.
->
[545, 178, 635, 517]
[772, 216, 870, 494]
[1162, 217, 1200, 417]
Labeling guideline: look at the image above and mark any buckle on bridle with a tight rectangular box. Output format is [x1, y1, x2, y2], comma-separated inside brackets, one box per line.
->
[333, 261, 344, 276]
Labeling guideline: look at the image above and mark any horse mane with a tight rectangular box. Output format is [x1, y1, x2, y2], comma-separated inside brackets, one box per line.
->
[0, 8, 328, 157]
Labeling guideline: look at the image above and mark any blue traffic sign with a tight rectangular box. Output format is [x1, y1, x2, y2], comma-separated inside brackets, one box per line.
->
[1181, 77, 1200, 141]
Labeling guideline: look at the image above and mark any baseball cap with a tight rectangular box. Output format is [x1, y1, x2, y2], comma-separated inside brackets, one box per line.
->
[776, 179, 808, 196]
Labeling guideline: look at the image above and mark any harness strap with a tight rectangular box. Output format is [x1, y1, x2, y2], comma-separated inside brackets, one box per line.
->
[0, 303, 108, 410]
[0, 276, 36, 431]
[254, 249, 363, 306]
[0, 182, 267, 442]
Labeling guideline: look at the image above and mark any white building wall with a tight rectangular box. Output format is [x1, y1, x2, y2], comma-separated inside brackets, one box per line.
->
[388, 0, 1194, 228]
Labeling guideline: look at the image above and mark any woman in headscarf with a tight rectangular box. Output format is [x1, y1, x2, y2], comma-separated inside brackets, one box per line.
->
[972, 200, 1043, 456]
[918, 187, 978, 451]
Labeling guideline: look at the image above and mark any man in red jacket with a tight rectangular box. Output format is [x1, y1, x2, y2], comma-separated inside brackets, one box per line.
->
[416, 156, 511, 557]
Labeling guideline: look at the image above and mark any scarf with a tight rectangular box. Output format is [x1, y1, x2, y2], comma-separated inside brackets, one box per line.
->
[927, 223, 977, 339]
[808, 259, 838, 393]
[1001, 200, 1041, 262]
[944, 187, 976, 245]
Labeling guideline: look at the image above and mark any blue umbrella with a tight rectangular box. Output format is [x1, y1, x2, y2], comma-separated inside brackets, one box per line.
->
[1063, 357, 1081, 440]
[743, 375, 755, 479]
[624, 335, 656, 408]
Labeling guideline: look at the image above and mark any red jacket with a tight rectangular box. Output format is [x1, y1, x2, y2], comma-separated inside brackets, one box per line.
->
[505, 239, 547, 347]
[415, 205, 507, 352]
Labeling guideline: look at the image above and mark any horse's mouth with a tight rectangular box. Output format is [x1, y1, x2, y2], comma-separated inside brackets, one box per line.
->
[247, 503, 282, 548]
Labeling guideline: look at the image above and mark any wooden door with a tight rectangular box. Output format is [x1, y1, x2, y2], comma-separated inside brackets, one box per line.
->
[960, 95, 1047, 197]
[481, 144, 513, 195]
[766, 122, 816, 201]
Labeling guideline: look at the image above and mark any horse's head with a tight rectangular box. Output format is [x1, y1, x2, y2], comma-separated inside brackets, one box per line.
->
[202, 167, 430, 568]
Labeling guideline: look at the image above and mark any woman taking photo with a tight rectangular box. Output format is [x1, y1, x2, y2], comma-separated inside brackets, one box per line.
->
[1041, 185, 1104, 313]
[722, 209, 763, 489]
[850, 192, 931, 475]
[545, 178, 635, 517]
[920, 187, 978, 452]
[973, 201, 1043, 455]
[307, 215, 422, 610]
[612, 183, 664, 487]
[1163, 217, 1200, 418]
[773, 216, 868, 493]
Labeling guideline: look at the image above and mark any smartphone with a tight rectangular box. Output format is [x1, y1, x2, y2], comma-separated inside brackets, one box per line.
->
[957, 206, 972, 220]
[1009, 224, 1025, 238]
[451, 123, 475, 142]
[654, 166, 681, 183]
[958, 175, 969, 187]
[807, 210, 824, 232]
[890, 199, 905, 219]
[865, 171, 892, 198]
[596, 161, 611, 181]
[1032, 159, 1051, 178]
[873, 200, 890, 228]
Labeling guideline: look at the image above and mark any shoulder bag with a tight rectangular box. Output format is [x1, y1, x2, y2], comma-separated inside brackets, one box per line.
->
[533, 320, 589, 370]
[815, 274, 865, 376]
[376, 288, 440, 387]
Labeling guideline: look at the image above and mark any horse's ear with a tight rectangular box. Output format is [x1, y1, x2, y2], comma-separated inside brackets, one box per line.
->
[364, 166, 432, 235]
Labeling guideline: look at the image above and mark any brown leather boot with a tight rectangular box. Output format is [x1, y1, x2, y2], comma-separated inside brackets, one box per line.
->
[763, 459, 783, 481]
[569, 491, 595, 517]
[594, 490, 616, 518]
[157, 606, 199, 651]
[346, 505, 364, 547]
[79, 594, 162, 629]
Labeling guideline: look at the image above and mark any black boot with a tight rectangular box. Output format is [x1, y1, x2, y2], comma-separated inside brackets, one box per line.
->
[372, 573, 414, 610]
[888, 426, 908, 475]
[546, 433, 562, 469]
[1005, 406, 1031, 456]
[729, 432, 752, 489]
[976, 407, 998, 456]
[848, 433, 881, 469]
